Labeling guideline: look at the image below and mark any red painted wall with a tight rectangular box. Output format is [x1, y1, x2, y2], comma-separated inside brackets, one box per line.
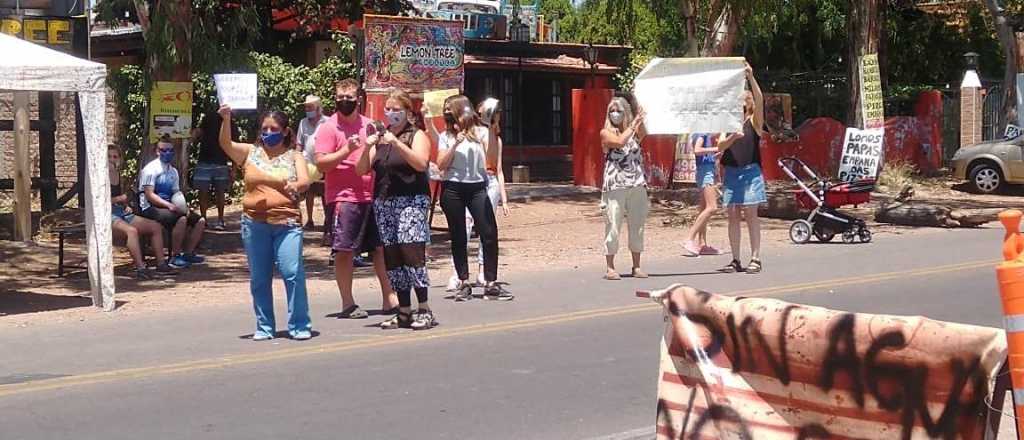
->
[572, 88, 614, 187]
[761, 91, 944, 181]
[641, 136, 677, 188]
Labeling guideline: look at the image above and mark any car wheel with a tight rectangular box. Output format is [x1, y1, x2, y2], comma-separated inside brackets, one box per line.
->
[969, 162, 1003, 194]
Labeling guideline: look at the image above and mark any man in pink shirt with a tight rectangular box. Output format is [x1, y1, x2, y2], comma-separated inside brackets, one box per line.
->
[315, 78, 397, 318]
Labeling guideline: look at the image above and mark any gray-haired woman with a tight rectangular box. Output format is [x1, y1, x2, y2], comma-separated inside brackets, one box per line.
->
[600, 97, 648, 280]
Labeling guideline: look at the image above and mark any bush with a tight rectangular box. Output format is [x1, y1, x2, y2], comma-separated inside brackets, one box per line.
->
[876, 159, 918, 194]
[615, 52, 652, 93]
[109, 44, 358, 199]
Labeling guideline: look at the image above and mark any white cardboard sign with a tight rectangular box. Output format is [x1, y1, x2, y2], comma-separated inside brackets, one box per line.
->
[214, 74, 258, 110]
[632, 57, 746, 135]
[1006, 124, 1022, 139]
[838, 128, 884, 182]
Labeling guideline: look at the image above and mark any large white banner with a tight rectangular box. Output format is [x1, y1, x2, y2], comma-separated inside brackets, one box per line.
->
[633, 57, 746, 135]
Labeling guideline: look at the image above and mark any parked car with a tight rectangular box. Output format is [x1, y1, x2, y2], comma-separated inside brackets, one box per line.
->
[952, 135, 1024, 193]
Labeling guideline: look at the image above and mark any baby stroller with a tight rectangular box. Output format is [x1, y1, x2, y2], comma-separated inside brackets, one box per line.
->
[777, 157, 874, 244]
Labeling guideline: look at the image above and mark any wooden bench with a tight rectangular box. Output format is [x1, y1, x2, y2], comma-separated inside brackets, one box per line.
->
[52, 223, 87, 277]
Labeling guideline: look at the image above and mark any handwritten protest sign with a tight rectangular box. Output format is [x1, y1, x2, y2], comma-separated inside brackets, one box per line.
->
[860, 54, 884, 129]
[838, 128, 884, 182]
[650, 285, 1006, 440]
[364, 15, 464, 92]
[633, 57, 746, 135]
[424, 89, 459, 117]
[148, 81, 192, 143]
[214, 74, 258, 110]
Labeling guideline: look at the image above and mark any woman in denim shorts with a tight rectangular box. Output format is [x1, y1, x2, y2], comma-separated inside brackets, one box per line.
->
[682, 133, 723, 257]
[716, 62, 767, 274]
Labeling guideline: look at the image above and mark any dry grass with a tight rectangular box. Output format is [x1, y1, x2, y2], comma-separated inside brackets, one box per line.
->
[876, 160, 919, 194]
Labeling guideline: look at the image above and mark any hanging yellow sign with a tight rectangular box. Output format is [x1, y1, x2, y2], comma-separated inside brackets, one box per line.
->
[149, 82, 194, 143]
[859, 53, 884, 130]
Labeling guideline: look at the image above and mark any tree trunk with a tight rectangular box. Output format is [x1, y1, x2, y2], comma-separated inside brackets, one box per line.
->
[846, 0, 881, 128]
[982, 0, 1019, 133]
[875, 202, 1002, 228]
[680, 0, 699, 57]
[138, 0, 192, 190]
[702, 3, 739, 57]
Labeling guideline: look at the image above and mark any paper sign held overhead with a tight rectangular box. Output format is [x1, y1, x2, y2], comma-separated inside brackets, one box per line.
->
[632, 57, 746, 135]
[214, 74, 258, 110]
[423, 89, 460, 117]
[838, 127, 884, 182]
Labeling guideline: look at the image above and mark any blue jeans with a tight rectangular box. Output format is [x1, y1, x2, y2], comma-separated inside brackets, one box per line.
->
[240, 215, 311, 337]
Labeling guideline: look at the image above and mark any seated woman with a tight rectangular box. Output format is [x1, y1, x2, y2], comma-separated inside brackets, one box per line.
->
[108, 144, 175, 279]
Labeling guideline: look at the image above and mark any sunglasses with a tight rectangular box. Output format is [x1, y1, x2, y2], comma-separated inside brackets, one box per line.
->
[158, 148, 174, 153]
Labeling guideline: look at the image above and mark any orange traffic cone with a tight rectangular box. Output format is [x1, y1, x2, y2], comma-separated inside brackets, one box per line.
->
[996, 209, 1024, 438]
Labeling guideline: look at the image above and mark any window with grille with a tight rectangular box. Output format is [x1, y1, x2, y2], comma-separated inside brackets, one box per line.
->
[551, 80, 563, 145]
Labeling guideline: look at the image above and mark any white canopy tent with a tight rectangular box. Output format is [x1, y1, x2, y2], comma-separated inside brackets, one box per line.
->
[0, 33, 115, 311]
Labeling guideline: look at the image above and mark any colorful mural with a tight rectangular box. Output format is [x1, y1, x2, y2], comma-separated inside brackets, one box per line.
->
[364, 15, 465, 92]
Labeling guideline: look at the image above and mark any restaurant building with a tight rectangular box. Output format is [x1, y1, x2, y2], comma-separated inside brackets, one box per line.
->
[90, 2, 632, 181]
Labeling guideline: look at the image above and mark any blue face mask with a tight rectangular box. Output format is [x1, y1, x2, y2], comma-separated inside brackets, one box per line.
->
[261, 131, 284, 147]
[306, 111, 319, 120]
[158, 150, 174, 164]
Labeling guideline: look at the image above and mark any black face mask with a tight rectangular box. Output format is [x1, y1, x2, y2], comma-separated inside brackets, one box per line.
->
[443, 112, 457, 125]
[337, 99, 358, 116]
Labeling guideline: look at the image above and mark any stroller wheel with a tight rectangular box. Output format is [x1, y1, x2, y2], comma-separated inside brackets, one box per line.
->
[859, 229, 872, 243]
[842, 231, 857, 244]
[789, 220, 812, 244]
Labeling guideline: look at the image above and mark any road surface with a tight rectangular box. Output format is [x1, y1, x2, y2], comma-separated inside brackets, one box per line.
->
[0, 227, 1010, 439]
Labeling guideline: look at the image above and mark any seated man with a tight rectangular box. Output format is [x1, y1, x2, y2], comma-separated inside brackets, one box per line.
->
[137, 136, 207, 269]
[108, 144, 176, 279]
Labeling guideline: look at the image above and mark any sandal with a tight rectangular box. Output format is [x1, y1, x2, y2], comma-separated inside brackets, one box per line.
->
[631, 268, 649, 279]
[604, 270, 622, 281]
[381, 311, 413, 329]
[746, 259, 763, 274]
[338, 304, 369, 319]
[720, 259, 744, 273]
[381, 307, 399, 316]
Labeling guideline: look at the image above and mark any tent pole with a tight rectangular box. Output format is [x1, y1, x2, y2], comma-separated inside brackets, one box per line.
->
[13, 91, 32, 241]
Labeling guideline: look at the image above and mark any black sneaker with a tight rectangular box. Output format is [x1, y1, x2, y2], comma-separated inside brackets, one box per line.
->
[154, 263, 178, 276]
[133, 268, 153, 280]
[484, 283, 514, 301]
[454, 281, 473, 302]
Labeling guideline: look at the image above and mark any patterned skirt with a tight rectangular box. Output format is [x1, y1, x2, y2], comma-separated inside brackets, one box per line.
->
[372, 194, 431, 292]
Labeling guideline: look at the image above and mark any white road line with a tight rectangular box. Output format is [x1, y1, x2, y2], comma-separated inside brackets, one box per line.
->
[585, 426, 656, 440]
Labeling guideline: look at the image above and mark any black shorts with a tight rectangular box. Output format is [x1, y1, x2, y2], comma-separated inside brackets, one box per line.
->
[140, 206, 202, 230]
[331, 202, 380, 254]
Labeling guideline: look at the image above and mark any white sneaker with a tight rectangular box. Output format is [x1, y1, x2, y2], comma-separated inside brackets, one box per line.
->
[446, 274, 461, 291]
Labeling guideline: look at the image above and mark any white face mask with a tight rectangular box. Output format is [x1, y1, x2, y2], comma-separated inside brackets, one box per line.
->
[609, 111, 624, 125]
[385, 110, 406, 128]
